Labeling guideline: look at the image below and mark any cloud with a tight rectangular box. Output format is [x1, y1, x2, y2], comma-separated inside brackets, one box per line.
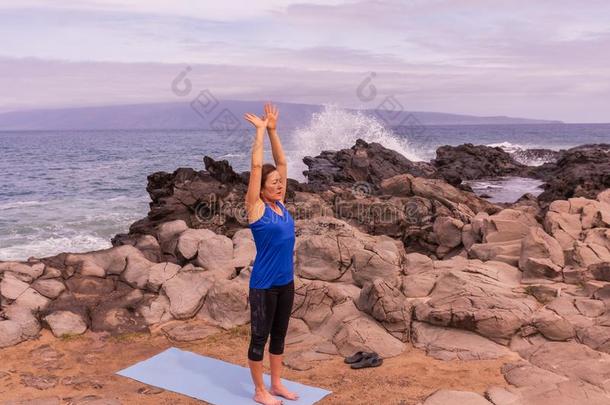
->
[0, 1, 608, 122]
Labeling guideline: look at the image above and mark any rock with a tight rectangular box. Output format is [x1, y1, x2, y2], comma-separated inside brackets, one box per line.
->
[332, 315, 405, 358]
[574, 298, 605, 317]
[138, 293, 173, 325]
[231, 229, 256, 269]
[60, 375, 104, 389]
[1, 272, 30, 300]
[402, 253, 434, 274]
[544, 209, 582, 251]
[519, 227, 565, 280]
[524, 284, 562, 304]
[194, 232, 234, 273]
[302, 138, 434, 189]
[157, 219, 189, 255]
[31, 279, 66, 299]
[197, 278, 249, 329]
[420, 389, 493, 405]
[414, 260, 538, 344]
[590, 262, 610, 281]
[400, 272, 437, 297]
[161, 321, 220, 342]
[432, 143, 528, 184]
[576, 325, 610, 353]
[295, 216, 403, 284]
[379, 174, 412, 197]
[14, 288, 51, 312]
[295, 234, 348, 281]
[163, 270, 216, 319]
[433, 216, 464, 249]
[120, 249, 157, 289]
[292, 280, 355, 331]
[534, 144, 610, 203]
[411, 321, 515, 361]
[468, 240, 521, 265]
[0, 262, 45, 282]
[19, 373, 59, 390]
[351, 236, 403, 287]
[525, 341, 610, 392]
[111, 233, 163, 263]
[89, 289, 148, 335]
[531, 309, 575, 341]
[65, 276, 115, 296]
[64, 245, 151, 277]
[4, 305, 40, 338]
[0, 320, 23, 348]
[410, 176, 496, 215]
[356, 279, 412, 341]
[501, 361, 568, 387]
[44, 311, 88, 337]
[476, 208, 540, 242]
[146, 262, 181, 292]
[176, 228, 216, 260]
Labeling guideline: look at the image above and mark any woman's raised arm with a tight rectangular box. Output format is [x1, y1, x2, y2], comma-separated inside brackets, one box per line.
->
[244, 113, 268, 214]
[264, 103, 287, 204]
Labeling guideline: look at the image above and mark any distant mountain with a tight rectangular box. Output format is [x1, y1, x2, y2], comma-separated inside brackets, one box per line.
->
[0, 100, 562, 130]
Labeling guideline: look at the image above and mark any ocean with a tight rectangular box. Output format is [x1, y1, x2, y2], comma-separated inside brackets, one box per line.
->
[1, 106, 609, 261]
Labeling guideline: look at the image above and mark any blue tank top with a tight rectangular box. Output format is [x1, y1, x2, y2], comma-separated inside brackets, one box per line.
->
[248, 200, 295, 289]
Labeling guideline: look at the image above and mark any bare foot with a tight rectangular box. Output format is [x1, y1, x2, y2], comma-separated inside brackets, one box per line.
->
[270, 384, 299, 400]
[253, 388, 283, 405]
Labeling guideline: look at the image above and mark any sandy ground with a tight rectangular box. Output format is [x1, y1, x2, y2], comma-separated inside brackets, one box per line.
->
[0, 324, 511, 404]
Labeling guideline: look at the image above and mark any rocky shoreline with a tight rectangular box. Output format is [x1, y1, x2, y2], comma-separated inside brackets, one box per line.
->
[1, 140, 609, 404]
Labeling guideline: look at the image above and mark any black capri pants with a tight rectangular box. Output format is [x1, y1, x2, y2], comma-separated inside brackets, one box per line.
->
[248, 280, 295, 361]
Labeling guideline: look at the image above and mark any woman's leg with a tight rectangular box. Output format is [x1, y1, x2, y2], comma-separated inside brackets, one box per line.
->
[268, 281, 298, 400]
[248, 287, 282, 405]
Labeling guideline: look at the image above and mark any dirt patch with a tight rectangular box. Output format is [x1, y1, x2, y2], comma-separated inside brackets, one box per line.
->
[0, 324, 510, 404]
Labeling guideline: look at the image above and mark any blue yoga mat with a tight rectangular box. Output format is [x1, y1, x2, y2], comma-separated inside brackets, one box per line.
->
[116, 347, 332, 404]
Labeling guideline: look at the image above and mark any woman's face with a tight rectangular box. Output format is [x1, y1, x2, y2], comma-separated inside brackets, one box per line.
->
[261, 170, 283, 201]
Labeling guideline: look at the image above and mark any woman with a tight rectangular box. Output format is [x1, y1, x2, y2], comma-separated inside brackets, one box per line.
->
[244, 103, 299, 405]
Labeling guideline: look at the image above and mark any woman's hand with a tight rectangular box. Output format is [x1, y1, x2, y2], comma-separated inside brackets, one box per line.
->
[264, 102, 279, 131]
[244, 113, 268, 130]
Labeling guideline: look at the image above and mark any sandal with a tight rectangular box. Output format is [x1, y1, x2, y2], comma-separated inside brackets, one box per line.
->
[350, 353, 383, 369]
[344, 351, 375, 364]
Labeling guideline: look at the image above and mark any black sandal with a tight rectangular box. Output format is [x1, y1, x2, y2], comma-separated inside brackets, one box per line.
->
[344, 351, 374, 364]
[350, 353, 383, 369]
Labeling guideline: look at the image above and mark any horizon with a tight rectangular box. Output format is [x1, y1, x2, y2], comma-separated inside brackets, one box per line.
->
[1, 1, 609, 123]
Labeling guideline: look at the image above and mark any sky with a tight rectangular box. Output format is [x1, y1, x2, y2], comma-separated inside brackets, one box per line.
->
[1, 0, 609, 122]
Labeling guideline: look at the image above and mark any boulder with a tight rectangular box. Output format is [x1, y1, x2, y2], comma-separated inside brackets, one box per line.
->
[197, 278, 249, 329]
[176, 228, 216, 260]
[43, 311, 88, 337]
[433, 216, 464, 249]
[3, 305, 41, 338]
[0, 320, 23, 348]
[356, 279, 412, 341]
[138, 293, 173, 325]
[0, 262, 44, 282]
[412, 321, 515, 361]
[530, 309, 575, 341]
[194, 232, 234, 273]
[1, 272, 30, 300]
[519, 227, 565, 280]
[414, 260, 538, 344]
[146, 262, 181, 292]
[332, 315, 405, 358]
[162, 270, 216, 319]
[31, 279, 66, 299]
